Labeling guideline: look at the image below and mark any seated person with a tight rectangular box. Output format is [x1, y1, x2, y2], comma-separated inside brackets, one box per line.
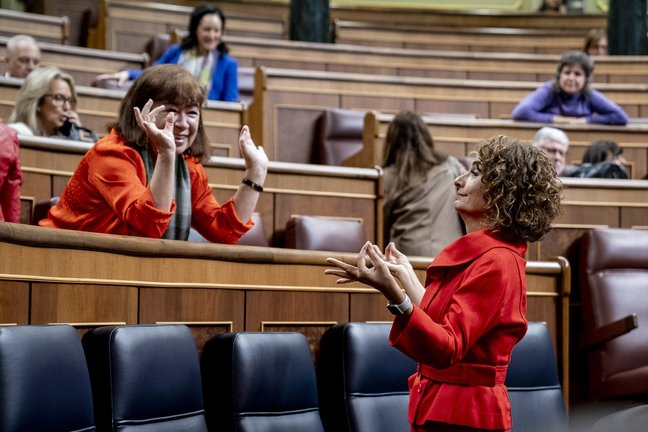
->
[94, 5, 238, 102]
[0, 123, 23, 222]
[568, 139, 629, 179]
[4, 34, 41, 78]
[539, 0, 567, 13]
[8, 67, 97, 142]
[40, 64, 268, 243]
[512, 50, 628, 126]
[530, 126, 570, 175]
[382, 111, 465, 257]
[584, 28, 608, 56]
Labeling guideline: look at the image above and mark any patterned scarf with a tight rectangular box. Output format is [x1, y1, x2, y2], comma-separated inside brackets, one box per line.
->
[177, 48, 215, 95]
[138, 148, 192, 240]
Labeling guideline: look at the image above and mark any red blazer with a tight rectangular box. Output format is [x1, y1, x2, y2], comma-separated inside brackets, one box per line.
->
[0, 124, 23, 223]
[390, 228, 528, 430]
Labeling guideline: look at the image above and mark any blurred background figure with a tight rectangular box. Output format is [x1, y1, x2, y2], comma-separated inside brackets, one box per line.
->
[94, 5, 238, 102]
[584, 29, 609, 56]
[531, 126, 570, 175]
[569, 139, 629, 178]
[4, 34, 41, 78]
[512, 50, 628, 126]
[539, 0, 567, 13]
[382, 111, 465, 257]
[8, 67, 97, 142]
[0, 123, 23, 223]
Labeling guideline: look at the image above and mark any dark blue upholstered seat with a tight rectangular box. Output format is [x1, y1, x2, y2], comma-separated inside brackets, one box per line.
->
[82, 324, 207, 432]
[0, 325, 95, 432]
[201, 331, 326, 432]
[317, 322, 416, 432]
[506, 322, 569, 432]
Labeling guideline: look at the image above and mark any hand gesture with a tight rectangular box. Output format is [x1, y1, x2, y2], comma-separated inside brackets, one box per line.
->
[239, 125, 268, 184]
[133, 99, 175, 157]
[325, 242, 403, 302]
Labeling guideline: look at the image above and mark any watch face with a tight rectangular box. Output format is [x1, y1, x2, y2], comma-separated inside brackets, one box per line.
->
[387, 303, 402, 315]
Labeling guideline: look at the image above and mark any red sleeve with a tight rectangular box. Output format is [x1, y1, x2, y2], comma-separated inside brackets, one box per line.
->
[88, 142, 175, 237]
[187, 159, 253, 244]
[0, 126, 23, 223]
[389, 251, 516, 368]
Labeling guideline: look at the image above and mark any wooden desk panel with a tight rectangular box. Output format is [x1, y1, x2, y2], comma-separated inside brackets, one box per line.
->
[0, 9, 68, 44]
[0, 222, 570, 402]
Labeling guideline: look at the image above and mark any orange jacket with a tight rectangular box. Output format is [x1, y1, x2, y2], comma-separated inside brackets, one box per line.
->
[390, 229, 528, 430]
[40, 130, 252, 243]
[0, 124, 22, 223]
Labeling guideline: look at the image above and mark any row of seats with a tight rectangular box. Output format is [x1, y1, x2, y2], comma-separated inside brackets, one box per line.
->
[0, 321, 566, 432]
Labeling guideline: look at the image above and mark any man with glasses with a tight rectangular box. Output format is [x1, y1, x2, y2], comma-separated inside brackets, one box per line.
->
[4, 35, 41, 79]
[531, 126, 570, 176]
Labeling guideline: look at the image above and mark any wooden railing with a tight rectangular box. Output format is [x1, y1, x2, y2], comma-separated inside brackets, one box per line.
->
[0, 8, 69, 44]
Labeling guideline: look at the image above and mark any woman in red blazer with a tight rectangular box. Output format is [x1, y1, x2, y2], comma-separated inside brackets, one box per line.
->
[326, 135, 563, 432]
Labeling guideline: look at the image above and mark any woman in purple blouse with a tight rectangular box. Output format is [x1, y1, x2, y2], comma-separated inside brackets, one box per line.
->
[512, 50, 628, 126]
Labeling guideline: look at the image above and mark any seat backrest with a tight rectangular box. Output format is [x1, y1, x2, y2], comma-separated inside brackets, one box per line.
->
[506, 322, 568, 432]
[317, 322, 416, 432]
[237, 212, 269, 246]
[0, 325, 95, 432]
[284, 215, 367, 252]
[82, 324, 207, 432]
[201, 331, 325, 432]
[318, 108, 364, 165]
[579, 228, 648, 399]
[238, 66, 255, 104]
[591, 403, 648, 432]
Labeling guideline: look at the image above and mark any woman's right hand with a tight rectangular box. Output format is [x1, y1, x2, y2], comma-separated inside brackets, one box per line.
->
[94, 70, 130, 88]
[133, 99, 175, 157]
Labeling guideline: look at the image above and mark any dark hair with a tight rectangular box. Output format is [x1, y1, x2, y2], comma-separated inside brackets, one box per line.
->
[476, 136, 563, 242]
[181, 5, 228, 54]
[584, 28, 607, 53]
[582, 140, 622, 164]
[382, 111, 447, 189]
[110, 64, 210, 163]
[553, 50, 594, 94]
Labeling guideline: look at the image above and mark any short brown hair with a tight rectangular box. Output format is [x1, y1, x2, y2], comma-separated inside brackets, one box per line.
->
[476, 136, 563, 242]
[111, 64, 210, 162]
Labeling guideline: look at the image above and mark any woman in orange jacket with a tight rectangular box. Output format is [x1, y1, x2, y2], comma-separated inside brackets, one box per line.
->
[40, 64, 267, 242]
[326, 136, 563, 431]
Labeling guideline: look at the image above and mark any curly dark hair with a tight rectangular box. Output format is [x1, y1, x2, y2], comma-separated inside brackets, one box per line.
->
[476, 136, 563, 242]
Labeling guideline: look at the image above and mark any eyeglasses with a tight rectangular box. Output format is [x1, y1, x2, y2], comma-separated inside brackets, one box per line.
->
[44, 93, 76, 106]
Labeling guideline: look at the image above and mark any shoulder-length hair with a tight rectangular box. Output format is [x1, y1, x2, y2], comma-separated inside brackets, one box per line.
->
[476, 135, 563, 243]
[9, 66, 77, 136]
[553, 50, 594, 95]
[382, 111, 447, 189]
[180, 5, 229, 55]
[109, 64, 210, 163]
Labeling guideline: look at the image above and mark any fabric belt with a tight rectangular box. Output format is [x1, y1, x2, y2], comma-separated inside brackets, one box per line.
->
[419, 362, 508, 387]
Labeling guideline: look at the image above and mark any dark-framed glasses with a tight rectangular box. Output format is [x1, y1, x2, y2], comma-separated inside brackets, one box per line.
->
[45, 93, 76, 106]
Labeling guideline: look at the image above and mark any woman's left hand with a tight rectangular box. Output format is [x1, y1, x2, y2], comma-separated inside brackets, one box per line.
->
[239, 125, 268, 185]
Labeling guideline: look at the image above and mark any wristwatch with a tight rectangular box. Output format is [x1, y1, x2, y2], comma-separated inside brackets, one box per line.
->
[387, 293, 412, 315]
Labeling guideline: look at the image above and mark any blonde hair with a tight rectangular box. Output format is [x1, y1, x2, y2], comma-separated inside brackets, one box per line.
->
[9, 66, 77, 136]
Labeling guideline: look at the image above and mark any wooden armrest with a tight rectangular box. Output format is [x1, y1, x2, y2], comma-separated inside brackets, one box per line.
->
[579, 314, 638, 350]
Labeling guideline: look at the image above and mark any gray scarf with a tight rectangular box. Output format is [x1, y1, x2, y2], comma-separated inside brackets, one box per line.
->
[138, 148, 192, 240]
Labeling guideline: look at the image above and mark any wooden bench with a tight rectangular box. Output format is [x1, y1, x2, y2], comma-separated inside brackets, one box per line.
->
[330, 6, 607, 30]
[100, 0, 286, 53]
[17, 135, 381, 247]
[227, 35, 648, 84]
[357, 113, 648, 179]
[0, 36, 149, 87]
[0, 221, 570, 403]
[0, 77, 247, 158]
[248, 67, 648, 166]
[333, 20, 586, 55]
[0, 8, 69, 45]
